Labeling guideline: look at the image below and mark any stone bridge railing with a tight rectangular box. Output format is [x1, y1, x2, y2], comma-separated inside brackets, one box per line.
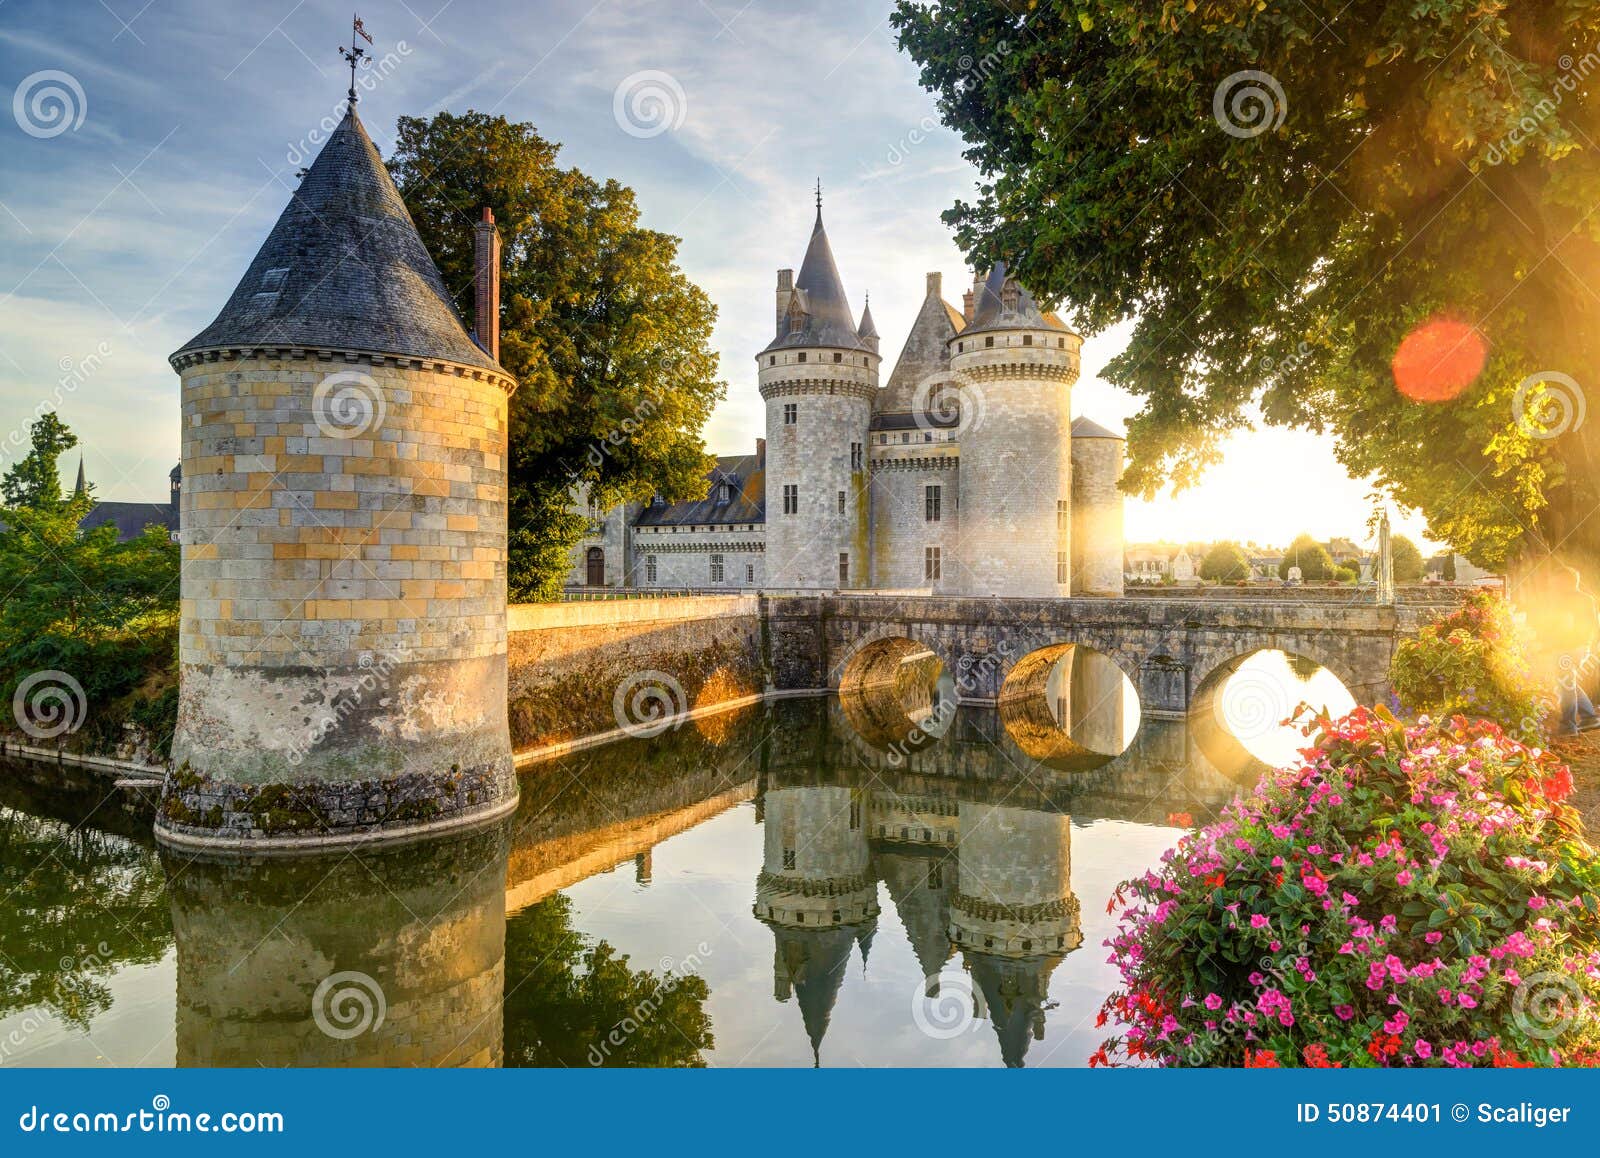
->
[764, 592, 1440, 715]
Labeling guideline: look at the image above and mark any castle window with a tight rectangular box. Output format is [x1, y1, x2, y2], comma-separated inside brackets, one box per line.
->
[985, 336, 995, 348]
[710, 554, 725, 583]
[1003, 285, 1020, 311]
[1058, 337, 1065, 348]
[924, 432, 932, 442]
[769, 356, 775, 366]
[925, 546, 941, 580]
[782, 484, 798, 515]
[746, 563, 754, 583]
[783, 403, 797, 425]
[850, 442, 863, 469]
[1023, 334, 1033, 346]
[1057, 499, 1069, 538]
[645, 555, 657, 582]
[900, 432, 910, 444]
[838, 553, 849, 585]
[833, 352, 842, 363]
[783, 848, 796, 870]
[1057, 551, 1069, 584]
[957, 341, 964, 352]
[788, 307, 804, 335]
[798, 352, 807, 363]
[716, 482, 733, 505]
[849, 799, 861, 829]
[878, 434, 887, 445]
[925, 485, 941, 523]
[837, 490, 845, 514]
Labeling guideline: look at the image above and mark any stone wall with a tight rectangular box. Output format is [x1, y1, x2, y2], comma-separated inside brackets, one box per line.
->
[507, 595, 767, 754]
[869, 446, 960, 591]
[165, 350, 516, 845]
[632, 524, 765, 588]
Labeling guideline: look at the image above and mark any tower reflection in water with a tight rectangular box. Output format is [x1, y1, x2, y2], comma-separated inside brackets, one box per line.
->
[166, 825, 509, 1067]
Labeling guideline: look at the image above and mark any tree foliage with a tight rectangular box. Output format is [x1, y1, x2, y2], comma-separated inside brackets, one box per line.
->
[891, 1, 1600, 572]
[1199, 540, 1251, 582]
[1280, 533, 1334, 580]
[390, 111, 726, 599]
[1391, 534, 1425, 583]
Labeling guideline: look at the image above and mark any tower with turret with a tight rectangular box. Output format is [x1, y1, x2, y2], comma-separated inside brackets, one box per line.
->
[948, 264, 1081, 598]
[759, 193, 879, 589]
[160, 93, 517, 847]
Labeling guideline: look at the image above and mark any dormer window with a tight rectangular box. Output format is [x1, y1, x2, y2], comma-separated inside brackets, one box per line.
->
[715, 482, 734, 505]
[787, 304, 804, 334]
[1002, 284, 1020, 311]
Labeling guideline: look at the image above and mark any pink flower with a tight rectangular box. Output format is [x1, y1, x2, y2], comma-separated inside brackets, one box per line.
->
[1204, 993, 1223, 1011]
[1458, 994, 1477, 1009]
[1528, 896, 1548, 910]
[1424, 931, 1443, 944]
[1396, 870, 1413, 886]
[1334, 1004, 1355, 1021]
[1250, 914, 1270, 929]
[1415, 1039, 1433, 1059]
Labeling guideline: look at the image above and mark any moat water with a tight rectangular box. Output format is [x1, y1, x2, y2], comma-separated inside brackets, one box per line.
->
[0, 650, 1353, 1068]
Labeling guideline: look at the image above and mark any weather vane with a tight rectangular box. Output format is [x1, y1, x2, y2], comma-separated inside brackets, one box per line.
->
[815, 177, 822, 214]
[340, 14, 374, 109]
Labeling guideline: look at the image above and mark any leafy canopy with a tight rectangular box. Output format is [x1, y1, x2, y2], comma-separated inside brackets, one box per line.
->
[1280, 532, 1334, 580]
[892, 1, 1600, 571]
[1199, 539, 1251, 582]
[390, 111, 725, 599]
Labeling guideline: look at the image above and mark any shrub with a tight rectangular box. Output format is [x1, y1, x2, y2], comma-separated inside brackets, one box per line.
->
[1391, 590, 1545, 741]
[1095, 708, 1600, 1068]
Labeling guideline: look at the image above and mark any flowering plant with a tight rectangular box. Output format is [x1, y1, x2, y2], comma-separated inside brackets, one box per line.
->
[1390, 591, 1545, 742]
[1095, 707, 1600, 1067]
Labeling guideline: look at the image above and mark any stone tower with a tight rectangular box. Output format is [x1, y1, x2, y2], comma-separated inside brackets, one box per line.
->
[947, 264, 1081, 597]
[160, 103, 518, 848]
[760, 200, 879, 588]
[1069, 417, 1126, 596]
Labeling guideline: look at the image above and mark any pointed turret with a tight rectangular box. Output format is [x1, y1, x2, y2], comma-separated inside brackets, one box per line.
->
[72, 456, 85, 500]
[856, 294, 879, 354]
[173, 107, 504, 377]
[966, 261, 1068, 334]
[763, 203, 867, 352]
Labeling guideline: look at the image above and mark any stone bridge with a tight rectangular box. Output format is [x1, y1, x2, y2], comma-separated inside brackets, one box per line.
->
[764, 593, 1445, 716]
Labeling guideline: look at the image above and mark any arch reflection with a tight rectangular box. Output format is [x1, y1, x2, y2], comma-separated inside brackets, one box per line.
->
[1191, 648, 1356, 774]
[997, 643, 1141, 770]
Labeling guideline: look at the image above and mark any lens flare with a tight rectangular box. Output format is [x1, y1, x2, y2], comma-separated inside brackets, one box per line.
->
[1391, 317, 1486, 402]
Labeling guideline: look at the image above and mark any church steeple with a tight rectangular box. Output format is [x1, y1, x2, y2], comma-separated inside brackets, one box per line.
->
[72, 455, 85, 499]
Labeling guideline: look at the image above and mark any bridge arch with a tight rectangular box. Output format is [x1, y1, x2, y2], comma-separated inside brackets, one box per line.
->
[993, 641, 1142, 770]
[1190, 646, 1358, 776]
[831, 624, 956, 693]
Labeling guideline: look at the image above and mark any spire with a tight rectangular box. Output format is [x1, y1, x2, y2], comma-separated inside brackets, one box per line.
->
[171, 105, 503, 375]
[856, 293, 879, 353]
[72, 455, 85, 499]
[763, 193, 863, 353]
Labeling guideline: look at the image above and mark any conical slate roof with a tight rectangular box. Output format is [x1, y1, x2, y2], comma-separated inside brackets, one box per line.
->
[763, 209, 868, 353]
[965, 261, 1069, 335]
[1071, 415, 1124, 440]
[172, 107, 503, 375]
[857, 296, 878, 339]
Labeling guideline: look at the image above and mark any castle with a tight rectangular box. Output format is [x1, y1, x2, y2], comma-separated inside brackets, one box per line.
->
[570, 201, 1126, 598]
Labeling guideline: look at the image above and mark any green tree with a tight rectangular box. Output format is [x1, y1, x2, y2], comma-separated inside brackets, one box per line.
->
[390, 111, 726, 600]
[2, 412, 77, 510]
[1279, 533, 1334, 581]
[891, 1, 1600, 574]
[1391, 534, 1425, 583]
[1199, 540, 1251, 583]
[502, 893, 713, 1067]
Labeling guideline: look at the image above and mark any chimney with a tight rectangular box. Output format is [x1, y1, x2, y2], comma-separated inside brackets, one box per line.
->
[473, 206, 502, 362]
[775, 268, 794, 332]
[926, 271, 942, 299]
[756, 437, 767, 468]
[962, 289, 975, 324]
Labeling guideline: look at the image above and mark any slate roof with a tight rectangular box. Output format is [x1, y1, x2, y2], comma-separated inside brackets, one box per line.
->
[963, 262, 1071, 335]
[877, 280, 965, 416]
[633, 452, 765, 527]
[763, 210, 870, 354]
[172, 107, 504, 375]
[79, 502, 178, 541]
[1070, 416, 1124, 440]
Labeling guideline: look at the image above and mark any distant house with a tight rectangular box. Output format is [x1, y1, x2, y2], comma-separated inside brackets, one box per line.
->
[73, 460, 181, 542]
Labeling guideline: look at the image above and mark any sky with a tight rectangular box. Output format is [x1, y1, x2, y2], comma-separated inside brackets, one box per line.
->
[0, 0, 1441, 553]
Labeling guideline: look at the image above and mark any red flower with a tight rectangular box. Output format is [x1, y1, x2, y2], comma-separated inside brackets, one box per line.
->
[1244, 1048, 1279, 1068]
[1492, 1046, 1533, 1068]
[1204, 872, 1226, 888]
[1089, 1047, 1110, 1068]
[1539, 765, 1574, 803]
[1167, 811, 1194, 828]
[1302, 1043, 1342, 1068]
